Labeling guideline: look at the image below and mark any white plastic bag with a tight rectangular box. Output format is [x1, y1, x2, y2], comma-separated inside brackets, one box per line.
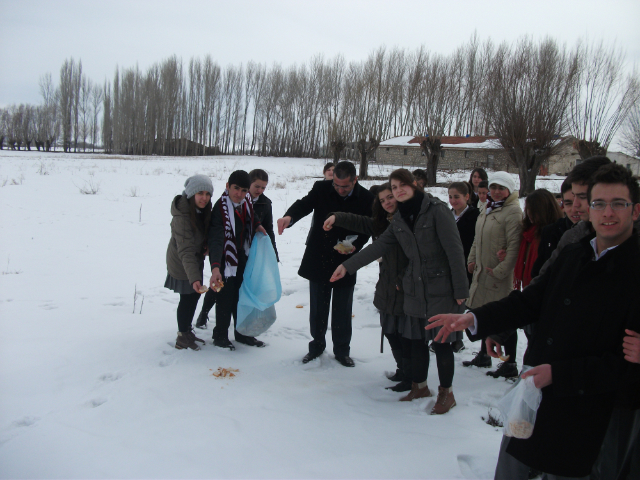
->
[497, 368, 542, 439]
[334, 235, 358, 253]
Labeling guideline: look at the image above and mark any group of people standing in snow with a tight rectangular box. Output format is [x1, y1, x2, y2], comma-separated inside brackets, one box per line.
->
[164, 157, 639, 480]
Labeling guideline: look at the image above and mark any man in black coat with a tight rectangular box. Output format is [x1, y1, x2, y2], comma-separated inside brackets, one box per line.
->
[249, 169, 279, 262]
[427, 163, 640, 478]
[277, 161, 374, 367]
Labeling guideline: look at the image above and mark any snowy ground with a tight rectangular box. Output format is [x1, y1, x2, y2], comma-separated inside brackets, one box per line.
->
[0, 150, 563, 479]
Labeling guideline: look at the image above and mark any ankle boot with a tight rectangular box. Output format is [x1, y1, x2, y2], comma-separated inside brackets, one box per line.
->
[399, 381, 432, 402]
[430, 386, 456, 414]
[386, 348, 405, 381]
[195, 310, 208, 329]
[175, 332, 201, 351]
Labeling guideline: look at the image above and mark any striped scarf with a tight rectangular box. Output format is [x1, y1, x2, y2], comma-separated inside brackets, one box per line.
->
[220, 189, 254, 278]
[485, 195, 505, 214]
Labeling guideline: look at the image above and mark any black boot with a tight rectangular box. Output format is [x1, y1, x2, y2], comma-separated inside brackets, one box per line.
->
[195, 310, 208, 329]
[487, 362, 518, 378]
[386, 348, 405, 381]
[462, 351, 492, 368]
[386, 357, 412, 391]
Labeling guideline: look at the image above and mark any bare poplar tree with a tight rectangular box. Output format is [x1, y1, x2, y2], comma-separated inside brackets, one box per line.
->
[620, 103, 640, 156]
[568, 41, 640, 159]
[482, 38, 579, 196]
[90, 83, 103, 151]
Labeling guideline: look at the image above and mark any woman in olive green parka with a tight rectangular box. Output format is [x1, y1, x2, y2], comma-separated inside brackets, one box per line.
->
[164, 175, 213, 351]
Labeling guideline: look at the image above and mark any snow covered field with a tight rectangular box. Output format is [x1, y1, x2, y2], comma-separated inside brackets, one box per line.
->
[0, 150, 563, 479]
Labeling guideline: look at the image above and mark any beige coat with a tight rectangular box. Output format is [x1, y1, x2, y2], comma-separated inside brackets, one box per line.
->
[467, 191, 523, 308]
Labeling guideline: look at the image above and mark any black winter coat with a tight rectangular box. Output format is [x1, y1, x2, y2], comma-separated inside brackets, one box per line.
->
[455, 206, 479, 285]
[252, 193, 279, 262]
[208, 198, 260, 277]
[470, 233, 640, 477]
[530, 216, 573, 279]
[284, 180, 374, 287]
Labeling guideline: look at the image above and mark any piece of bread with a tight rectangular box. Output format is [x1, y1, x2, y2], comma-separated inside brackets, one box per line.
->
[213, 280, 224, 293]
[198, 285, 209, 294]
[334, 243, 353, 254]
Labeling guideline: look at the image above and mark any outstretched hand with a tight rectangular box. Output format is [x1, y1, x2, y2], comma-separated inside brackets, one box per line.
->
[277, 217, 291, 235]
[425, 312, 475, 343]
[330, 265, 347, 282]
[323, 215, 336, 231]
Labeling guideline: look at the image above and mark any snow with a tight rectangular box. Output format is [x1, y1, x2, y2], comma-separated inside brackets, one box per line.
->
[0, 150, 562, 479]
[379, 136, 417, 147]
[379, 136, 503, 150]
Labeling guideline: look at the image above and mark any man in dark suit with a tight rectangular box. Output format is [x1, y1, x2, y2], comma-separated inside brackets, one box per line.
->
[277, 161, 374, 367]
[427, 163, 640, 479]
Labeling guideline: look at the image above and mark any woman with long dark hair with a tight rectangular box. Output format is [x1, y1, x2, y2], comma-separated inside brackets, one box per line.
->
[330, 169, 468, 415]
[324, 183, 411, 390]
[469, 167, 489, 206]
[164, 175, 213, 351]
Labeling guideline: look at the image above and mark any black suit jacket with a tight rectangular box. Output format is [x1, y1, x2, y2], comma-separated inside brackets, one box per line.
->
[253, 193, 279, 262]
[284, 180, 374, 287]
[470, 233, 640, 477]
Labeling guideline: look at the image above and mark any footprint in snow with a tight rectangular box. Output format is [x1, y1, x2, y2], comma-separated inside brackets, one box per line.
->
[457, 454, 496, 479]
[39, 303, 58, 310]
[88, 397, 107, 408]
[99, 372, 124, 382]
[12, 416, 40, 427]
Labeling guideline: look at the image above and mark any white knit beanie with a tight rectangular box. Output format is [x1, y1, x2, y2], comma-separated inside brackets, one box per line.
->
[488, 171, 516, 195]
[183, 174, 214, 199]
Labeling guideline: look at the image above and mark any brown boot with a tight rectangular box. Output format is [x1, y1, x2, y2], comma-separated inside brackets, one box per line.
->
[430, 386, 456, 414]
[175, 332, 201, 351]
[399, 381, 432, 402]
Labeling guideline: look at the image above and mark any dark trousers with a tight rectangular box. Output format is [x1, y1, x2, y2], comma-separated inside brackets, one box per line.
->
[211, 273, 254, 342]
[403, 338, 454, 387]
[308, 280, 354, 357]
[592, 407, 640, 480]
[177, 292, 201, 332]
[199, 288, 217, 317]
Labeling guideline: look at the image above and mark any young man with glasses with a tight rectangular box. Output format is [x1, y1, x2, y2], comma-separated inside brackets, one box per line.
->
[277, 161, 374, 367]
[427, 162, 640, 479]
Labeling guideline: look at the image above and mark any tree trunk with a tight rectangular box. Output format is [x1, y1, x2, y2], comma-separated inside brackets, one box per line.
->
[426, 154, 439, 186]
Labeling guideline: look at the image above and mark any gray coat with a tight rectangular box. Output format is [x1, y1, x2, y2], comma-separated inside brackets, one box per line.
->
[332, 212, 408, 316]
[342, 194, 469, 319]
[166, 195, 207, 285]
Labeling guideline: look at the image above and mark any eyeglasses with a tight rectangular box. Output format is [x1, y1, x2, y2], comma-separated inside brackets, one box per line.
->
[589, 201, 635, 211]
[332, 181, 353, 191]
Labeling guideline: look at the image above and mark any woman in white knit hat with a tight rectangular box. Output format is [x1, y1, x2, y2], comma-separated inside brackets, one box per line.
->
[164, 174, 214, 351]
[462, 171, 523, 374]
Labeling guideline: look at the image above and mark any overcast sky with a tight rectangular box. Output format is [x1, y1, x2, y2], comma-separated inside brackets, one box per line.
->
[2, 0, 639, 108]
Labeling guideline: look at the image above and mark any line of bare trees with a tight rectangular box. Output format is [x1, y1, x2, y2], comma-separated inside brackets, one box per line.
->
[1, 35, 638, 194]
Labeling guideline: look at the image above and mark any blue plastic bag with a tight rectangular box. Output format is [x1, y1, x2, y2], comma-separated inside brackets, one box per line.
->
[236, 234, 282, 336]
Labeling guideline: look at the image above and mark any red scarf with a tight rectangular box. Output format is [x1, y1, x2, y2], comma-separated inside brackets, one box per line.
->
[513, 226, 539, 290]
